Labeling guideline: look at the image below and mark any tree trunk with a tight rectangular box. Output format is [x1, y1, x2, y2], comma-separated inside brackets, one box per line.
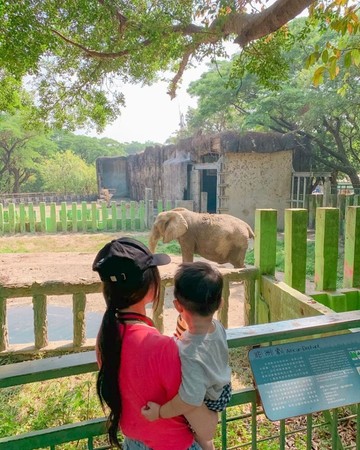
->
[347, 170, 360, 193]
[12, 168, 20, 193]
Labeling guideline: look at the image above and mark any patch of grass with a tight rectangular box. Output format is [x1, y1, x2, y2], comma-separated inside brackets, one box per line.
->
[0, 233, 136, 254]
[0, 373, 108, 449]
[2, 373, 352, 449]
[229, 347, 253, 390]
[0, 245, 32, 253]
[213, 405, 356, 449]
[153, 240, 182, 255]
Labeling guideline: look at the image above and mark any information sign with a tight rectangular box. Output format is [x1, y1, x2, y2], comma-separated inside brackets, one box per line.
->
[249, 332, 360, 421]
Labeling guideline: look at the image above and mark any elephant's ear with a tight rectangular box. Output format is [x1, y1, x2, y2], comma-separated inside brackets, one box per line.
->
[163, 211, 188, 243]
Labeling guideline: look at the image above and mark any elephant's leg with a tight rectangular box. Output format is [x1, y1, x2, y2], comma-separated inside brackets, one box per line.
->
[229, 247, 247, 268]
[179, 239, 195, 263]
[181, 250, 194, 263]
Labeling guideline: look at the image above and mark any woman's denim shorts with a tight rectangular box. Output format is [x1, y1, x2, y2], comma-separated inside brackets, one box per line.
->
[123, 437, 201, 450]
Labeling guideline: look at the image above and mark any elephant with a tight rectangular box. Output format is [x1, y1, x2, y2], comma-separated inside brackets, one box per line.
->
[149, 208, 254, 268]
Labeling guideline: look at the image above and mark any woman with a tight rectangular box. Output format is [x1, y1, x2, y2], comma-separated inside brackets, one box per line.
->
[93, 237, 217, 449]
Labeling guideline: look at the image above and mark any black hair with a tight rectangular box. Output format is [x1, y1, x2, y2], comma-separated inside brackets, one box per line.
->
[174, 261, 223, 317]
[96, 266, 161, 447]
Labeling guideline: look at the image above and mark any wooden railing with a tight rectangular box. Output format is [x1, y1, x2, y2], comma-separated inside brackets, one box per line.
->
[0, 192, 97, 206]
[0, 268, 258, 356]
[254, 207, 360, 325]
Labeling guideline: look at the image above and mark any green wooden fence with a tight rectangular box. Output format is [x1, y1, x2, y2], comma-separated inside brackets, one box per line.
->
[0, 199, 181, 234]
[0, 201, 147, 234]
[254, 206, 360, 326]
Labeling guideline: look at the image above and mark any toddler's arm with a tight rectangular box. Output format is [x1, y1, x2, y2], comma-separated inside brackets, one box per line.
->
[141, 394, 197, 421]
[141, 395, 218, 445]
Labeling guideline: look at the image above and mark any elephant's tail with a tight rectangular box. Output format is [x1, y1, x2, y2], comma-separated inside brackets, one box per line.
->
[247, 225, 255, 239]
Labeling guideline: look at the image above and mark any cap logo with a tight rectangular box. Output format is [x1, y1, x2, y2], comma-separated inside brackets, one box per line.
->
[110, 276, 117, 282]
[121, 273, 126, 281]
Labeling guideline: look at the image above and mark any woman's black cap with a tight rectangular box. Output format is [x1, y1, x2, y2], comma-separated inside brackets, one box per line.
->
[92, 237, 171, 284]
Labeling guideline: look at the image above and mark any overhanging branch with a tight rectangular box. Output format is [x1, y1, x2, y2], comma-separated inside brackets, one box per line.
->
[233, 0, 315, 47]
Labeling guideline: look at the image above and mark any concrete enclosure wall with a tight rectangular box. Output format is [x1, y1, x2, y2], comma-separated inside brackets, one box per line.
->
[224, 151, 293, 230]
[96, 156, 128, 198]
[163, 153, 190, 201]
[127, 145, 176, 201]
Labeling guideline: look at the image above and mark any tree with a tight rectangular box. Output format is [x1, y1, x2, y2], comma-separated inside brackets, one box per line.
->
[39, 150, 97, 195]
[246, 28, 360, 189]
[185, 60, 255, 133]
[255, 77, 360, 189]
[0, 1, 358, 130]
[183, 20, 360, 188]
[0, 114, 56, 193]
[50, 131, 126, 164]
[123, 141, 158, 155]
[0, 73, 28, 114]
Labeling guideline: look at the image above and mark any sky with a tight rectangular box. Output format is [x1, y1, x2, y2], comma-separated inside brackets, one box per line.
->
[90, 64, 210, 145]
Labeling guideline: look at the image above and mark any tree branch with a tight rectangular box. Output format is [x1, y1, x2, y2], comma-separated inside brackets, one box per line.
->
[50, 29, 135, 58]
[269, 115, 356, 175]
[322, 117, 349, 164]
[232, 0, 315, 47]
[51, 0, 316, 62]
[168, 46, 199, 99]
[97, 0, 128, 35]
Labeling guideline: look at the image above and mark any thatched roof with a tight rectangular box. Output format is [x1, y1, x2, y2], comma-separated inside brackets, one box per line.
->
[175, 130, 300, 155]
[217, 131, 300, 153]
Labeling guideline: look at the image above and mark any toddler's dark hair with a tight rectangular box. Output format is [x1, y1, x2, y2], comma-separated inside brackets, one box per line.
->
[174, 261, 223, 316]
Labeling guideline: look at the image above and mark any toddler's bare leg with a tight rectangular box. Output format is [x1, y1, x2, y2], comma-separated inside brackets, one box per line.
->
[185, 404, 218, 450]
[194, 437, 215, 450]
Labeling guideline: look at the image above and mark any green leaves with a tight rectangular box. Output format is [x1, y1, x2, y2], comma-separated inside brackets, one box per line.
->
[313, 66, 325, 86]
[0, 113, 56, 193]
[351, 48, 360, 66]
[0, 1, 359, 131]
[304, 1, 360, 87]
[39, 150, 97, 195]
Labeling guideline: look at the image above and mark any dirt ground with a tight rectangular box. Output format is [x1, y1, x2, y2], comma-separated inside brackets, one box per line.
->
[0, 238, 246, 336]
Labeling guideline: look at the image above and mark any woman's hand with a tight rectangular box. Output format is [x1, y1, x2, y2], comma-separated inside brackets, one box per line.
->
[141, 402, 161, 421]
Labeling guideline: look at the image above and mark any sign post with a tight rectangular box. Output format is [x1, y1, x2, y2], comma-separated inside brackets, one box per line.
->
[249, 332, 360, 421]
